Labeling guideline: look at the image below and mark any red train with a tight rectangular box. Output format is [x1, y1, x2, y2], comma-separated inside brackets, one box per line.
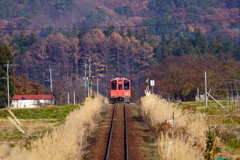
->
[109, 78, 131, 103]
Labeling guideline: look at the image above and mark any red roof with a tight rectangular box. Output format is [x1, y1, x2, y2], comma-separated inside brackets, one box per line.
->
[12, 94, 55, 100]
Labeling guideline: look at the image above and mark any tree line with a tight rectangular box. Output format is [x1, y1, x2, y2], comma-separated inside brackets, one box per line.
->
[148, 54, 240, 101]
[0, 26, 240, 106]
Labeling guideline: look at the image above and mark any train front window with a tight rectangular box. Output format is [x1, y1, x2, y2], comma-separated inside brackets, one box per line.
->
[118, 84, 122, 90]
[111, 80, 117, 90]
[124, 80, 129, 90]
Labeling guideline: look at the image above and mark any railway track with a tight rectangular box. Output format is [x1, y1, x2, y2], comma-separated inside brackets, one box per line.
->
[105, 105, 128, 160]
[83, 104, 151, 160]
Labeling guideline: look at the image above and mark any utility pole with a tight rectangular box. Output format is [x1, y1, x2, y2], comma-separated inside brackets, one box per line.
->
[1, 61, 10, 107]
[4, 61, 24, 133]
[7, 61, 10, 108]
[204, 72, 225, 109]
[83, 63, 88, 98]
[74, 91, 75, 105]
[68, 92, 69, 104]
[46, 65, 54, 92]
[205, 71, 208, 109]
[88, 59, 92, 97]
[82, 59, 93, 98]
[145, 75, 150, 95]
[96, 78, 100, 94]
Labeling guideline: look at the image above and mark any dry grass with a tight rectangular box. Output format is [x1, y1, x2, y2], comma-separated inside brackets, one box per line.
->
[158, 134, 203, 160]
[140, 94, 206, 160]
[0, 94, 107, 160]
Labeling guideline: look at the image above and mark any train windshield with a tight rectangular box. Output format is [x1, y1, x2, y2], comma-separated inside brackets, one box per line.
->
[111, 80, 117, 90]
[118, 84, 122, 90]
[124, 80, 129, 90]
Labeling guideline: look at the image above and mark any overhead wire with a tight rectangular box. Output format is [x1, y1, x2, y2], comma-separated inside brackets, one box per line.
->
[0, 17, 239, 31]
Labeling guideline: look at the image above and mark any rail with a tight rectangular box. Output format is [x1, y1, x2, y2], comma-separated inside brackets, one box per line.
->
[105, 105, 129, 160]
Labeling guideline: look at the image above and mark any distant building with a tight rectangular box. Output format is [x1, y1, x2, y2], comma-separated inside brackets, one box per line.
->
[12, 94, 55, 108]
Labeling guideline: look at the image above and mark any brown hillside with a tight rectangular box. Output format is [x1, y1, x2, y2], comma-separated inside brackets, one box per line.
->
[1, 0, 239, 37]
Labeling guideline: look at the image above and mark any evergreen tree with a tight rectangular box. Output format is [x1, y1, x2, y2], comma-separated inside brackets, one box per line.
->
[119, 26, 125, 37]
[187, 6, 200, 21]
[149, 0, 174, 16]
[193, 30, 208, 53]
[71, 24, 78, 37]
[160, 33, 167, 45]
[6, 23, 14, 35]
[0, 45, 14, 108]
[127, 28, 133, 38]
[141, 19, 157, 34]
[103, 25, 115, 37]
[196, 0, 217, 8]
[77, 28, 87, 39]
[40, 25, 55, 37]
[12, 32, 37, 55]
[114, 6, 132, 18]
[0, 0, 14, 20]
[55, 0, 74, 10]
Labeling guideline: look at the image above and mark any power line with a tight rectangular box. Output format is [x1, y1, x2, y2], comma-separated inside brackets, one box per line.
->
[0, 17, 239, 31]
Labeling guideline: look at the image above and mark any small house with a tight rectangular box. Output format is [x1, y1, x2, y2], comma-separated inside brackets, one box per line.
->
[12, 94, 55, 108]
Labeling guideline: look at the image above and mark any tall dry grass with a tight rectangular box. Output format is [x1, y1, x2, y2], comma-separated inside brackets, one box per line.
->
[0, 94, 107, 160]
[158, 133, 203, 160]
[140, 94, 206, 160]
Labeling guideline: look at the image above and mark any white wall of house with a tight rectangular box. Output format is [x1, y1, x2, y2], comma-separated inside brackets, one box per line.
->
[12, 99, 55, 108]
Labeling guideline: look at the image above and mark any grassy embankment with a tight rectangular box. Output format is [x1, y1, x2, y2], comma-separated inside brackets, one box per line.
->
[178, 100, 240, 159]
[140, 94, 240, 159]
[0, 95, 107, 160]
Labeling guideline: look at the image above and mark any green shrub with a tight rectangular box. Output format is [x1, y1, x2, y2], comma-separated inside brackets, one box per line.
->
[205, 131, 215, 160]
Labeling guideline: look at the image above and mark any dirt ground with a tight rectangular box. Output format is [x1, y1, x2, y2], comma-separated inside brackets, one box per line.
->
[83, 104, 156, 160]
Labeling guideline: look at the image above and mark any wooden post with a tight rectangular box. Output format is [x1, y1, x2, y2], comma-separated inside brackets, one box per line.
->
[7, 117, 25, 134]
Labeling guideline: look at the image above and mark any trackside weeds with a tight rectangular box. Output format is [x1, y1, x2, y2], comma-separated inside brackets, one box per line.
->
[0, 94, 107, 160]
[140, 94, 206, 160]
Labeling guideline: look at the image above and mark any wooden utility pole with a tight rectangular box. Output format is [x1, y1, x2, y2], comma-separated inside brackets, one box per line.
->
[6, 61, 25, 133]
[46, 65, 54, 92]
[83, 63, 88, 98]
[205, 71, 208, 109]
[7, 61, 10, 108]
[74, 91, 75, 105]
[96, 78, 100, 94]
[88, 59, 93, 97]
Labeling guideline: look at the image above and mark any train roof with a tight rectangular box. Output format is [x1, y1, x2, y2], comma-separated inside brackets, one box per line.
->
[110, 77, 130, 80]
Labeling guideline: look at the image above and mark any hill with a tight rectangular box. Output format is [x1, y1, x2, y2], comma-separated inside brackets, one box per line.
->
[0, 0, 240, 105]
[0, 0, 239, 38]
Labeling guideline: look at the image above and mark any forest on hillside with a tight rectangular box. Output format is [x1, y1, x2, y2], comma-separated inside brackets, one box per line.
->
[0, 24, 240, 106]
[0, 0, 239, 38]
[0, 0, 239, 106]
